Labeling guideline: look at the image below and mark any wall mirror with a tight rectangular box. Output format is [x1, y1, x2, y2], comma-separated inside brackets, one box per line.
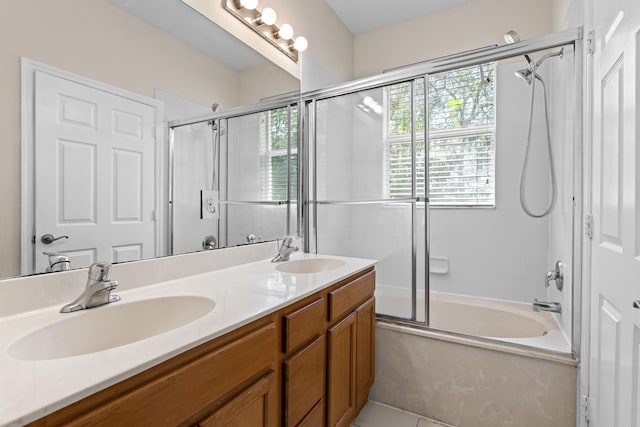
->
[1, 0, 299, 280]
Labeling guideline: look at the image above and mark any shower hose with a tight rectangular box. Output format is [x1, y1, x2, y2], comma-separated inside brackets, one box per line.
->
[520, 69, 557, 218]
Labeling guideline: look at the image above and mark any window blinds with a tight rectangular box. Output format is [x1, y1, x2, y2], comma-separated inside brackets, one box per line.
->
[386, 62, 496, 206]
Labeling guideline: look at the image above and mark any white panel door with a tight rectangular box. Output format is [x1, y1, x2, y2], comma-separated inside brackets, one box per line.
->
[589, 1, 640, 426]
[34, 71, 156, 273]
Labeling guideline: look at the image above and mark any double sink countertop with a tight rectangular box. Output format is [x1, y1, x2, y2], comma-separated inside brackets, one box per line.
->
[0, 250, 375, 426]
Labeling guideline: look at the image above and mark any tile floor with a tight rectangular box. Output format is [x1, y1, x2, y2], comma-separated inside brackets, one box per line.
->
[352, 401, 455, 427]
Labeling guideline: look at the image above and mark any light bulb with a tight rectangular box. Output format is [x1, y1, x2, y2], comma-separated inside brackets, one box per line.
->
[293, 36, 308, 52]
[260, 7, 277, 25]
[240, 0, 258, 10]
[278, 24, 293, 40]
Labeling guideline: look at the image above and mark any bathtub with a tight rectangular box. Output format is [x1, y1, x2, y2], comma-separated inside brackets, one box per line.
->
[371, 286, 577, 427]
[375, 286, 570, 353]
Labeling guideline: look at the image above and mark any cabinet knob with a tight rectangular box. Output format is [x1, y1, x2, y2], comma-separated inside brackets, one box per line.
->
[633, 300, 640, 309]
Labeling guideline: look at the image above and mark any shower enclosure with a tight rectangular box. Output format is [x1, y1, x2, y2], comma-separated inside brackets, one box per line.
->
[168, 95, 300, 255]
[302, 29, 583, 355]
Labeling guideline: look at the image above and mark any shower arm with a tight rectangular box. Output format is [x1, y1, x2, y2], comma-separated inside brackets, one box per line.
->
[533, 48, 564, 70]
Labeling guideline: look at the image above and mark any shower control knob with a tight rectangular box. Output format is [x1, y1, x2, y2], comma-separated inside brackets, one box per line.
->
[633, 300, 640, 309]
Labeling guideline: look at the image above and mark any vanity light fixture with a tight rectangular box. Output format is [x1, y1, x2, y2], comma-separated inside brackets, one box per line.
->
[224, 0, 308, 62]
[292, 36, 308, 52]
[276, 23, 294, 40]
[258, 7, 277, 26]
[235, 0, 258, 10]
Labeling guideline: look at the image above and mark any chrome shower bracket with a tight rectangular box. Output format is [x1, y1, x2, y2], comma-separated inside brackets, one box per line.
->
[545, 260, 564, 291]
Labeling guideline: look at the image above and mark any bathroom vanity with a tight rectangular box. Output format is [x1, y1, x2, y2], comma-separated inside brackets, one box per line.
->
[0, 247, 375, 427]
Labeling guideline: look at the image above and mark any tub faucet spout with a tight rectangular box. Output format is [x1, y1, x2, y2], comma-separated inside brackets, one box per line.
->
[532, 299, 561, 313]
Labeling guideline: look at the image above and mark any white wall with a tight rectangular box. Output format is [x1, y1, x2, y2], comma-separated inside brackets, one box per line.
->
[354, 0, 554, 79]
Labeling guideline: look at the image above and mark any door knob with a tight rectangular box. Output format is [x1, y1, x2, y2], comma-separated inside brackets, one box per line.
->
[633, 300, 640, 309]
[41, 234, 69, 244]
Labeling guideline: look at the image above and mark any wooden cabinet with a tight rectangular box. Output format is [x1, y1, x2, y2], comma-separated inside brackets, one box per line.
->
[30, 267, 376, 427]
[283, 336, 325, 426]
[196, 372, 276, 427]
[356, 297, 376, 411]
[326, 271, 376, 427]
[327, 312, 357, 427]
[29, 321, 278, 427]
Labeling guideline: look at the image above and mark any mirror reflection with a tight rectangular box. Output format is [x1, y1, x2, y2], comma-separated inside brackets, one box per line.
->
[171, 103, 299, 255]
[1, 0, 299, 279]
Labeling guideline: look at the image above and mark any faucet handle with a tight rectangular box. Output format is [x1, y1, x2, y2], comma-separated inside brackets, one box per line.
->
[545, 260, 563, 291]
[88, 262, 112, 281]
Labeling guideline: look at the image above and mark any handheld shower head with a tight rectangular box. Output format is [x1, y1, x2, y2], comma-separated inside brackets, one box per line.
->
[504, 30, 533, 67]
[514, 69, 533, 84]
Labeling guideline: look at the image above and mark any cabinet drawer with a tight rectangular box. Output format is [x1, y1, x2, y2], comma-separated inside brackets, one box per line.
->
[328, 271, 375, 323]
[283, 298, 325, 354]
[283, 336, 325, 427]
[197, 372, 276, 427]
[63, 322, 276, 426]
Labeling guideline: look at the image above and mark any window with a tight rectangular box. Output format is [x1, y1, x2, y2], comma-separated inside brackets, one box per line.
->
[385, 62, 496, 206]
[261, 106, 298, 201]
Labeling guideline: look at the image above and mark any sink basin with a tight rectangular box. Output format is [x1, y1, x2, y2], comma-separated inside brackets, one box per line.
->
[8, 296, 215, 360]
[276, 258, 346, 274]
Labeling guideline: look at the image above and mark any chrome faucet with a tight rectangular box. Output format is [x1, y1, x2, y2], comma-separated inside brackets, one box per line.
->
[532, 299, 561, 314]
[271, 237, 299, 263]
[60, 262, 120, 313]
[43, 252, 71, 273]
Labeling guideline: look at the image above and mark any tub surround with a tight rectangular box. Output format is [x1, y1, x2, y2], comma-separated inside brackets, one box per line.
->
[371, 323, 577, 427]
[0, 243, 375, 426]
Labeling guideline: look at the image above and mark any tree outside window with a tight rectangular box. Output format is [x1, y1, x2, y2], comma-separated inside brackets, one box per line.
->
[261, 106, 298, 201]
[385, 62, 496, 206]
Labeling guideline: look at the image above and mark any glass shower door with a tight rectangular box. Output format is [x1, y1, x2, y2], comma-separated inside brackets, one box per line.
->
[221, 105, 298, 247]
[309, 82, 427, 322]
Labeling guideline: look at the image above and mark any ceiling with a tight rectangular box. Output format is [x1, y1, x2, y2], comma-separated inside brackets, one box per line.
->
[325, 0, 474, 35]
[110, 0, 268, 71]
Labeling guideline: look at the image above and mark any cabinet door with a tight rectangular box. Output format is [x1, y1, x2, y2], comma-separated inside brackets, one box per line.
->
[197, 372, 276, 427]
[355, 297, 375, 411]
[298, 399, 324, 427]
[327, 312, 357, 427]
[283, 336, 325, 427]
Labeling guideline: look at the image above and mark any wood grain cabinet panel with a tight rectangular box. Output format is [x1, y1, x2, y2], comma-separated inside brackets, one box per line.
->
[355, 297, 375, 411]
[283, 336, 325, 427]
[197, 372, 277, 427]
[328, 271, 375, 322]
[297, 399, 324, 427]
[327, 312, 357, 427]
[283, 298, 325, 354]
[30, 322, 276, 427]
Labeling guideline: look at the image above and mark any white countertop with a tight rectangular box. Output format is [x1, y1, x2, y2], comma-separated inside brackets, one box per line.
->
[0, 252, 375, 426]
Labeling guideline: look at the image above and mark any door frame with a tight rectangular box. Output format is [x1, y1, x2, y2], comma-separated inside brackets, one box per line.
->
[20, 58, 165, 275]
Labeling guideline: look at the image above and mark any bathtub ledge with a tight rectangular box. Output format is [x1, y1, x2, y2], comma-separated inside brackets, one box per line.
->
[376, 319, 578, 366]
